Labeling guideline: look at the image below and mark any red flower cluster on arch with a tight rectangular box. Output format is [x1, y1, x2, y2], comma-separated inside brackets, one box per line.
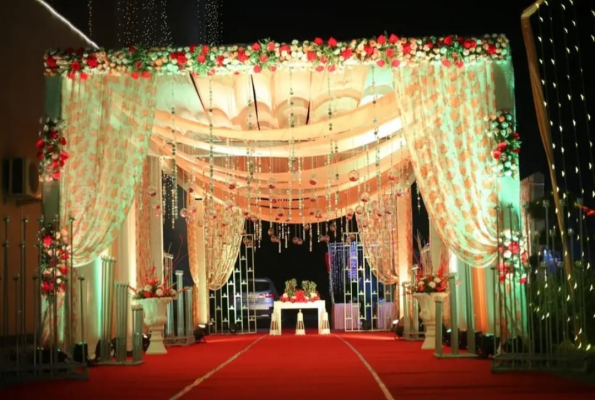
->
[489, 111, 521, 178]
[43, 34, 509, 79]
[37, 119, 68, 181]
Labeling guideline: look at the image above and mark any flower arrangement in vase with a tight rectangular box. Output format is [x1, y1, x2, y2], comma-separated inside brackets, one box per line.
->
[411, 235, 449, 294]
[129, 265, 181, 300]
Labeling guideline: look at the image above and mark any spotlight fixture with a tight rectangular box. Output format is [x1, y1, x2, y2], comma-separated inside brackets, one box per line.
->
[392, 319, 404, 339]
[229, 322, 241, 335]
[194, 324, 208, 343]
[142, 333, 151, 352]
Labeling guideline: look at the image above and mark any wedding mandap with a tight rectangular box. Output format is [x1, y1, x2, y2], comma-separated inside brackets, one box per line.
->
[39, 33, 522, 349]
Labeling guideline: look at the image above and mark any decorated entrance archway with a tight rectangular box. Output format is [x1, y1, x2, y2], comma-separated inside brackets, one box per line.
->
[40, 33, 519, 345]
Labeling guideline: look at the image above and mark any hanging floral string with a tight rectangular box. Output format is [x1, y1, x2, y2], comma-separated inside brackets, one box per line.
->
[490, 111, 521, 178]
[36, 118, 68, 182]
[498, 229, 529, 284]
[38, 224, 71, 297]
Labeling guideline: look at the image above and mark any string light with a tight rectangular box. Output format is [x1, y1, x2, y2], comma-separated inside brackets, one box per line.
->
[205, 0, 222, 44]
[87, 0, 93, 39]
[158, 0, 173, 46]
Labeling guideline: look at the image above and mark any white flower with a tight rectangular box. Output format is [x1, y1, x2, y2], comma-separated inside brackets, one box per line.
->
[155, 288, 164, 297]
[503, 250, 512, 259]
[418, 281, 425, 286]
[143, 285, 152, 292]
[428, 281, 436, 289]
[434, 277, 441, 283]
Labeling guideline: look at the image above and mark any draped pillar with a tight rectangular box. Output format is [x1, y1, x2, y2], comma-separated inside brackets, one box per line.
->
[186, 196, 208, 325]
[394, 63, 501, 333]
[396, 188, 412, 316]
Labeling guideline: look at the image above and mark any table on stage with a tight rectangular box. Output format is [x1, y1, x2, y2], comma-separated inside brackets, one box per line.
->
[271, 300, 327, 335]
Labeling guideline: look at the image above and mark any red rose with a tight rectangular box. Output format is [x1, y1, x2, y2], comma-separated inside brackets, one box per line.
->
[36, 139, 45, 148]
[259, 54, 268, 63]
[513, 132, 520, 139]
[135, 61, 143, 69]
[202, 45, 209, 54]
[377, 35, 386, 45]
[487, 44, 497, 54]
[141, 71, 151, 79]
[315, 65, 324, 72]
[307, 51, 317, 61]
[520, 277, 527, 284]
[385, 48, 395, 58]
[328, 64, 336, 72]
[279, 44, 291, 56]
[270, 65, 277, 72]
[391, 59, 401, 67]
[376, 59, 386, 67]
[320, 56, 328, 64]
[443, 36, 453, 46]
[79, 73, 88, 80]
[441, 59, 451, 67]
[402, 43, 412, 54]
[237, 49, 248, 63]
[493, 150, 502, 159]
[36, 152, 43, 160]
[364, 45, 374, 56]
[455, 60, 464, 68]
[60, 137, 67, 145]
[70, 61, 81, 72]
[389, 34, 399, 44]
[216, 55, 224, 67]
[251, 42, 261, 51]
[267, 42, 275, 52]
[253, 65, 262, 73]
[189, 45, 197, 53]
[197, 54, 206, 64]
[513, 148, 521, 154]
[129, 46, 136, 53]
[52, 171, 61, 180]
[314, 37, 323, 45]
[497, 141, 507, 151]
[341, 48, 353, 59]
[46, 57, 57, 68]
[328, 37, 337, 47]
[86, 56, 98, 68]
[131, 71, 140, 79]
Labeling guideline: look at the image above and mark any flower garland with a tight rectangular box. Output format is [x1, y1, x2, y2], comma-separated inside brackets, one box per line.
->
[489, 111, 521, 178]
[36, 118, 68, 181]
[39, 225, 71, 297]
[498, 229, 528, 284]
[129, 265, 180, 300]
[44, 34, 510, 79]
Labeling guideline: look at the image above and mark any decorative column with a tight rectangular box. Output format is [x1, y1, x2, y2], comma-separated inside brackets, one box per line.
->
[396, 188, 412, 316]
[116, 199, 137, 349]
[195, 197, 208, 325]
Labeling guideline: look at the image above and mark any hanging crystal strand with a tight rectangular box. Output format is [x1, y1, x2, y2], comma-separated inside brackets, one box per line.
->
[326, 74, 333, 229]
[207, 77, 215, 220]
[288, 68, 295, 225]
[416, 184, 421, 213]
[371, 66, 382, 195]
[171, 143, 177, 229]
[161, 170, 166, 224]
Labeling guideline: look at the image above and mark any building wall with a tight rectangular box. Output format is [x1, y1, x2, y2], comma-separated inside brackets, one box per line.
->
[0, 0, 94, 334]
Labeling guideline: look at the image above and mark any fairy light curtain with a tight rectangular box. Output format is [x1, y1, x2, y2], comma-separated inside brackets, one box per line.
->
[59, 75, 157, 266]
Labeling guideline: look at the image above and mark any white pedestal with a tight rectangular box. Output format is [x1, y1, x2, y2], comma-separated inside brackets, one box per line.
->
[413, 292, 448, 350]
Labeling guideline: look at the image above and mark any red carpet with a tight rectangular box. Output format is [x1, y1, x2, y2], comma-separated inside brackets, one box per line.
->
[2, 332, 592, 400]
[2, 334, 264, 400]
[196, 333, 387, 400]
[337, 332, 594, 400]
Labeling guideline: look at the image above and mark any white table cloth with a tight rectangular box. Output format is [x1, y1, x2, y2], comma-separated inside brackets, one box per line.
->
[270, 300, 326, 335]
[332, 302, 395, 330]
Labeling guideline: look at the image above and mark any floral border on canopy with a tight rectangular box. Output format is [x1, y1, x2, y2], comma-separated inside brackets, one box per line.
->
[44, 34, 509, 78]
